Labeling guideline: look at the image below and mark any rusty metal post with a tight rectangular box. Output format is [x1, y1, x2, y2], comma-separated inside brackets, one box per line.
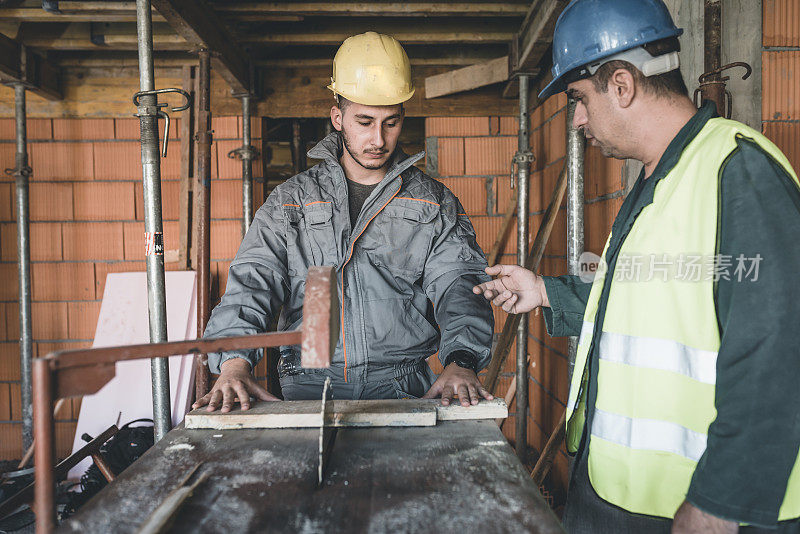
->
[703, 0, 724, 113]
[7, 82, 35, 451]
[515, 74, 531, 464]
[194, 50, 212, 400]
[32, 359, 55, 533]
[136, 0, 171, 442]
[291, 119, 305, 174]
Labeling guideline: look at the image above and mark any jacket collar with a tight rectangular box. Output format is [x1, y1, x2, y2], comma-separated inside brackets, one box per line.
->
[307, 132, 425, 184]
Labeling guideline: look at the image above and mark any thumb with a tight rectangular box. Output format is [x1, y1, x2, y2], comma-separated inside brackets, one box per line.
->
[485, 264, 515, 277]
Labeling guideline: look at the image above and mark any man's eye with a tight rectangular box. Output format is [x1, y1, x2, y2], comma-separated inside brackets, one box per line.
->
[358, 122, 370, 127]
[385, 122, 398, 128]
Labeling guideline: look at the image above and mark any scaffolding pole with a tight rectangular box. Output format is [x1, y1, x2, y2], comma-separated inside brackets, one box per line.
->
[515, 74, 531, 464]
[241, 95, 254, 236]
[9, 83, 34, 451]
[135, 0, 171, 442]
[195, 50, 212, 400]
[566, 97, 586, 379]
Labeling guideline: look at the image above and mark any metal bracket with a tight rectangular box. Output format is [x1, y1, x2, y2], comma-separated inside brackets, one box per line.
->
[693, 62, 752, 119]
[132, 88, 192, 158]
[227, 145, 259, 162]
[509, 151, 535, 189]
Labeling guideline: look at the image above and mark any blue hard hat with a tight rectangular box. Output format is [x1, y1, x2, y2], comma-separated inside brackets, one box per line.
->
[538, 0, 683, 99]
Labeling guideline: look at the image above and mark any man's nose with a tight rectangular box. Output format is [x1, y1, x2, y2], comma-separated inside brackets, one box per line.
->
[572, 102, 588, 130]
[370, 123, 385, 148]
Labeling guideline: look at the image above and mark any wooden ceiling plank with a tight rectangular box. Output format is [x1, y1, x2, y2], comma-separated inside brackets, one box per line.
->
[510, 0, 568, 73]
[212, 2, 529, 17]
[0, 32, 61, 100]
[150, 0, 251, 94]
[424, 56, 509, 99]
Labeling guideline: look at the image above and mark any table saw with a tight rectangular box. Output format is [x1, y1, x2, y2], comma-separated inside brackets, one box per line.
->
[29, 267, 563, 533]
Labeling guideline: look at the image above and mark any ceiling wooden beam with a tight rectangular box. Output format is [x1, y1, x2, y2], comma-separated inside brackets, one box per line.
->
[213, 2, 529, 17]
[0, 32, 61, 100]
[424, 56, 509, 99]
[509, 0, 568, 74]
[150, 0, 252, 94]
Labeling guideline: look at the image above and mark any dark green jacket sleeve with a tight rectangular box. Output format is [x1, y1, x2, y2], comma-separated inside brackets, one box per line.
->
[540, 275, 592, 337]
[686, 138, 800, 527]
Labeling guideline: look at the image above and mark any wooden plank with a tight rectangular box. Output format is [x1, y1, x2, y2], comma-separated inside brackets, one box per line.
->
[184, 399, 508, 429]
[0, 33, 61, 100]
[213, 2, 530, 17]
[184, 399, 438, 429]
[510, 0, 569, 74]
[436, 399, 508, 420]
[424, 56, 509, 99]
[150, 0, 252, 94]
[178, 65, 194, 270]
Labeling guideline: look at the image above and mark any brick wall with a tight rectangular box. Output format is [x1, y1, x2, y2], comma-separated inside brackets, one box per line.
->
[763, 0, 800, 171]
[0, 116, 263, 460]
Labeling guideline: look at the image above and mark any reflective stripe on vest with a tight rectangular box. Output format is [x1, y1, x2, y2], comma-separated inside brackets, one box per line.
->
[592, 408, 707, 462]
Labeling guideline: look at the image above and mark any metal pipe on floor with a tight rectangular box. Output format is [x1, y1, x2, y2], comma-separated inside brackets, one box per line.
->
[10, 82, 34, 451]
[194, 50, 212, 401]
[241, 95, 253, 237]
[565, 97, 586, 380]
[135, 0, 171, 442]
[515, 74, 531, 464]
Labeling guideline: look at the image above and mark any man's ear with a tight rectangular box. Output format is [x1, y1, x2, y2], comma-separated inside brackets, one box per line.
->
[330, 105, 343, 132]
[609, 68, 636, 108]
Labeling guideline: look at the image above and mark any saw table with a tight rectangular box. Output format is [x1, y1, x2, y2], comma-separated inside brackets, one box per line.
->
[61, 417, 563, 533]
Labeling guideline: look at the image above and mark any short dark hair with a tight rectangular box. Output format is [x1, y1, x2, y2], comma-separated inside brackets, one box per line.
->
[336, 95, 404, 114]
[590, 37, 688, 98]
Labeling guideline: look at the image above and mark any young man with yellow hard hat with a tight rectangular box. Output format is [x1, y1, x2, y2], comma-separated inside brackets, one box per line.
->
[195, 32, 495, 408]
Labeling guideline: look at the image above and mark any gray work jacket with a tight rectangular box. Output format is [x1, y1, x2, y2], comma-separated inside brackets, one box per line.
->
[205, 133, 493, 383]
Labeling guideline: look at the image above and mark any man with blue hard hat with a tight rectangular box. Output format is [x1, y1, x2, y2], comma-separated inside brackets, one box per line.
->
[474, 0, 800, 532]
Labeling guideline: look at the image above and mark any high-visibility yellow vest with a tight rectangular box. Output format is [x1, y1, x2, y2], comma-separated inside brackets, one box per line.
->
[567, 117, 800, 519]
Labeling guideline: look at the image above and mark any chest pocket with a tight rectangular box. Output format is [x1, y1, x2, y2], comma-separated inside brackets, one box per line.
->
[359, 202, 438, 279]
[303, 202, 338, 266]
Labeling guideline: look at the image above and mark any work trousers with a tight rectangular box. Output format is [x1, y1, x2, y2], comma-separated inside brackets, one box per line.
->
[279, 360, 437, 401]
[563, 447, 800, 533]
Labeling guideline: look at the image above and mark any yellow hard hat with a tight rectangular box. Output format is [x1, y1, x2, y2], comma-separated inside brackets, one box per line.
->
[327, 32, 415, 106]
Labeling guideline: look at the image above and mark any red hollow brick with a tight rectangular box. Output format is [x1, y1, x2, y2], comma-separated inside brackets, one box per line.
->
[211, 220, 242, 260]
[74, 182, 136, 221]
[0, 382, 10, 420]
[62, 222, 125, 261]
[0, 423, 22, 459]
[53, 119, 114, 141]
[0, 222, 62, 262]
[425, 117, 490, 137]
[134, 180, 180, 221]
[0, 342, 20, 381]
[211, 179, 244, 219]
[464, 136, 516, 175]
[30, 142, 95, 181]
[32, 301, 69, 340]
[212, 116, 239, 139]
[437, 137, 465, 176]
[32, 262, 95, 301]
[0, 264, 17, 301]
[30, 183, 74, 221]
[67, 300, 101, 340]
[0, 183, 12, 221]
[93, 141, 140, 180]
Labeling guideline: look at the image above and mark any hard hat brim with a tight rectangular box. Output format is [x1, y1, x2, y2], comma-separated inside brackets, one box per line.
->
[538, 76, 565, 100]
[327, 84, 415, 107]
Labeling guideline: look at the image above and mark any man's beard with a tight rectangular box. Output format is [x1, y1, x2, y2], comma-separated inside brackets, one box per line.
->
[341, 130, 390, 170]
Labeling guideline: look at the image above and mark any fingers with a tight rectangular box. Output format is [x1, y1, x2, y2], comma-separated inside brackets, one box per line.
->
[440, 384, 454, 406]
[220, 386, 236, 413]
[205, 389, 223, 412]
[485, 264, 517, 277]
[501, 293, 518, 313]
[467, 384, 479, 406]
[457, 385, 470, 407]
[473, 279, 504, 299]
[232, 383, 251, 411]
[492, 290, 514, 307]
[478, 386, 494, 401]
[192, 393, 211, 410]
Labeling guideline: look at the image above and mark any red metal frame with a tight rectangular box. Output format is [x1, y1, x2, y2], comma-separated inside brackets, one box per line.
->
[32, 266, 337, 533]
